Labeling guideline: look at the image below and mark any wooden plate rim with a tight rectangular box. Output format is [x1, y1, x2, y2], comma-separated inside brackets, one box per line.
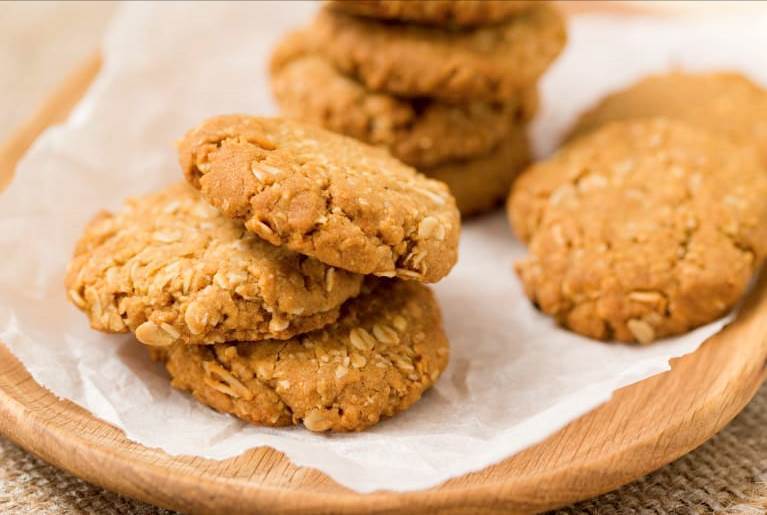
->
[1, 43, 766, 514]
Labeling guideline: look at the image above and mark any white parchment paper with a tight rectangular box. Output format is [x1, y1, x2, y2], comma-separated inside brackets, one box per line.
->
[1, 2, 766, 493]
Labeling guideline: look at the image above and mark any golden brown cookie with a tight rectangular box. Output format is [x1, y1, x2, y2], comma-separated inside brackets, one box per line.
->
[508, 119, 767, 344]
[425, 123, 531, 216]
[270, 33, 537, 168]
[327, 0, 535, 27]
[307, 3, 566, 101]
[150, 279, 449, 432]
[567, 72, 767, 164]
[178, 115, 461, 283]
[66, 183, 364, 346]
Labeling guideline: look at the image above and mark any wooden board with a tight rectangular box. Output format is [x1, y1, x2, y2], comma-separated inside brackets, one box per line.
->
[2, 47, 767, 515]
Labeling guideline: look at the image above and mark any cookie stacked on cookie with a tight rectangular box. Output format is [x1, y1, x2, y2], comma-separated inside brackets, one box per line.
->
[508, 71, 767, 345]
[270, 0, 567, 216]
[66, 115, 460, 432]
[566, 71, 767, 165]
[508, 117, 767, 344]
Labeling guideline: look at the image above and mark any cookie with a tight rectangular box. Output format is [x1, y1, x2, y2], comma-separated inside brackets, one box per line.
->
[307, 3, 566, 102]
[425, 123, 530, 216]
[178, 115, 461, 282]
[327, 0, 535, 27]
[567, 72, 767, 164]
[270, 35, 537, 168]
[508, 119, 767, 344]
[150, 279, 449, 432]
[66, 183, 364, 346]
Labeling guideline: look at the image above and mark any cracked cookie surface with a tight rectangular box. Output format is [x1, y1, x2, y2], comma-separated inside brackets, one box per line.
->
[567, 72, 767, 165]
[150, 279, 449, 432]
[178, 115, 460, 282]
[424, 122, 531, 216]
[270, 33, 537, 168]
[508, 119, 767, 344]
[307, 3, 565, 102]
[66, 183, 363, 346]
[327, 0, 535, 27]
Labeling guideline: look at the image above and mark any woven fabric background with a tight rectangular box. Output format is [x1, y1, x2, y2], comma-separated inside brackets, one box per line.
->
[1, 381, 766, 514]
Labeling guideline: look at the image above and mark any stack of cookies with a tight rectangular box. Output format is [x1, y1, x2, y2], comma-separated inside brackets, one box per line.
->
[66, 115, 460, 432]
[270, 0, 567, 216]
[508, 117, 767, 344]
[508, 71, 767, 345]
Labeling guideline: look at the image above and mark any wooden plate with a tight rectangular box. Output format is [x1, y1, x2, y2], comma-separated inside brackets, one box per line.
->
[2, 49, 767, 515]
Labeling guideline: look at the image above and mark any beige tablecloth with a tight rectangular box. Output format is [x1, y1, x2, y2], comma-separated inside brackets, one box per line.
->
[3, 2, 766, 513]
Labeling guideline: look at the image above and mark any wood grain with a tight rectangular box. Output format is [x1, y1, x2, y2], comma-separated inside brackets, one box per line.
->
[1, 55, 766, 515]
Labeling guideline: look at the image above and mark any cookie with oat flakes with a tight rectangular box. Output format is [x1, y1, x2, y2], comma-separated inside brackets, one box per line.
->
[178, 115, 460, 283]
[327, 0, 536, 27]
[566, 72, 767, 165]
[65, 183, 363, 346]
[150, 279, 449, 432]
[307, 3, 565, 102]
[270, 31, 537, 169]
[508, 118, 767, 344]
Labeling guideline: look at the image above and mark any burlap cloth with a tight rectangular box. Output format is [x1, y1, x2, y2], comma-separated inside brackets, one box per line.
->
[1, 384, 765, 514]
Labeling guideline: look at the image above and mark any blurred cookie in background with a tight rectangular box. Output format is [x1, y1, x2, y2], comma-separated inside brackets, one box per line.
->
[308, 2, 565, 102]
[271, 35, 536, 169]
[270, 0, 566, 216]
[424, 123, 531, 217]
[327, 0, 535, 27]
[567, 71, 767, 164]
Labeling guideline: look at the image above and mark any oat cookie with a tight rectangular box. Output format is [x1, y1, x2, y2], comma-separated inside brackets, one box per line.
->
[271, 35, 537, 168]
[508, 119, 767, 344]
[425, 123, 530, 216]
[567, 72, 767, 164]
[327, 0, 535, 27]
[66, 183, 363, 346]
[151, 279, 449, 432]
[178, 115, 460, 282]
[307, 3, 565, 102]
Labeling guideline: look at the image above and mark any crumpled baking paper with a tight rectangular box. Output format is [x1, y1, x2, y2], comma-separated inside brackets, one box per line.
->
[0, 1, 765, 493]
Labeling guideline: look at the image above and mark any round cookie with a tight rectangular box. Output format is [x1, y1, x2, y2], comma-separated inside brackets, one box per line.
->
[178, 115, 460, 283]
[567, 72, 767, 164]
[270, 33, 537, 168]
[424, 123, 531, 217]
[66, 183, 364, 346]
[326, 0, 535, 27]
[307, 3, 566, 102]
[150, 279, 449, 432]
[508, 118, 767, 344]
